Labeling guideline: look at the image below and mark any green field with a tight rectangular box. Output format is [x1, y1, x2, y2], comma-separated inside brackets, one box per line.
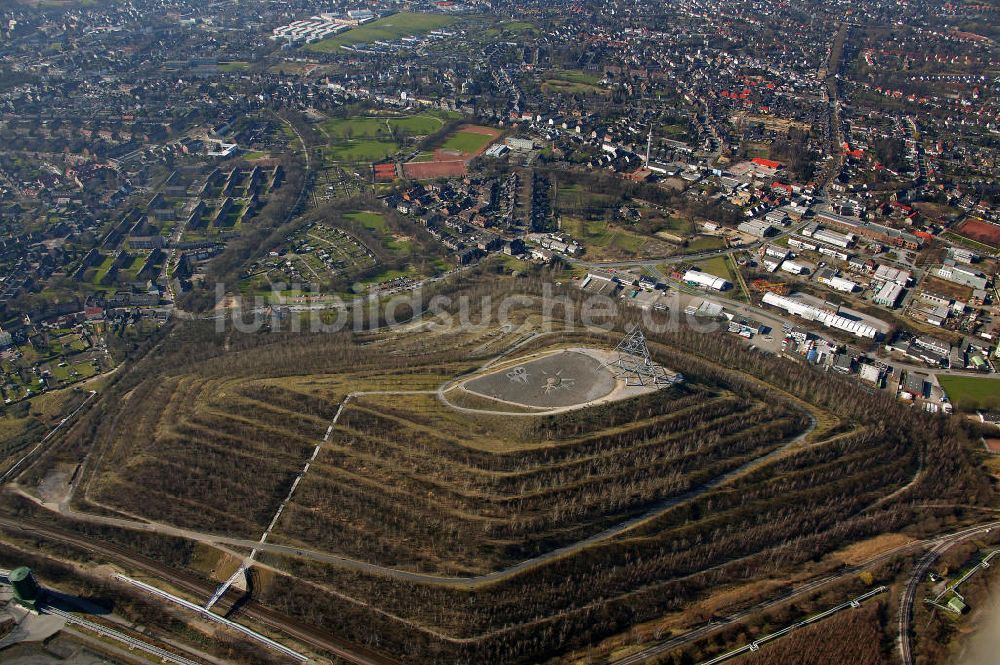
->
[693, 255, 737, 283]
[548, 69, 601, 85]
[50, 361, 97, 383]
[345, 211, 387, 233]
[320, 113, 445, 140]
[344, 211, 414, 258]
[560, 217, 649, 258]
[360, 266, 417, 285]
[307, 12, 457, 51]
[542, 80, 607, 95]
[660, 123, 690, 140]
[440, 129, 496, 154]
[686, 235, 727, 252]
[92, 255, 115, 284]
[541, 70, 605, 96]
[502, 21, 537, 34]
[323, 140, 399, 163]
[218, 61, 250, 72]
[121, 255, 145, 280]
[555, 182, 617, 211]
[937, 375, 1000, 411]
[320, 112, 452, 163]
[55, 334, 88, 353]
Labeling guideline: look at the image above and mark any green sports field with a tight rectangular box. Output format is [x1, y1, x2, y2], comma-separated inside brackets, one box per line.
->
[321, 113, 445, 140]
[307, 12, 457, 52]
[937, 375, 1000, 411]
[440, 129, 495, 153]
[322, 140, 398, 163]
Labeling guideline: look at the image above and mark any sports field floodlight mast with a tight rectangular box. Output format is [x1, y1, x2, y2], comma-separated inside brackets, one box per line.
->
[605, 325, 680, 387]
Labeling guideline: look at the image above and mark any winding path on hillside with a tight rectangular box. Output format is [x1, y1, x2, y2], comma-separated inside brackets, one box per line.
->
[16, 412, 814, 587]
[14, 355, 818, 587]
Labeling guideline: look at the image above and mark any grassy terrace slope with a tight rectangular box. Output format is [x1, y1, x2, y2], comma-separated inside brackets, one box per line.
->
[25, 279, 988, 664]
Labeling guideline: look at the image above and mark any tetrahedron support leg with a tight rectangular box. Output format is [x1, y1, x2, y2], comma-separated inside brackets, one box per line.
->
[604, 325, 682, 387]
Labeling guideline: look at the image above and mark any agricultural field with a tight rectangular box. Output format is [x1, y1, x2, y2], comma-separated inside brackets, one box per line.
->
[306, 12, 457, 52]
[937, 375, 1000, 411]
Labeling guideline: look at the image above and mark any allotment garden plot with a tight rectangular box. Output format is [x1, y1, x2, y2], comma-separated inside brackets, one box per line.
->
[243, 221, 376, 290]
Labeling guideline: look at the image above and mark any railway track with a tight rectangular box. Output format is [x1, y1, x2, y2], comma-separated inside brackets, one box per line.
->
[896, 522, 997, 665]
[0, 516, 399, 665]
[41, 605, 201, 665]
[613, 520, 1000, 665]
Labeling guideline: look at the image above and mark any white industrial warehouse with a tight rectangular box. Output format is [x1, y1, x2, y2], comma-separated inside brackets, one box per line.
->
[761, 292, 879, 339]
[683, 269, 730, 291]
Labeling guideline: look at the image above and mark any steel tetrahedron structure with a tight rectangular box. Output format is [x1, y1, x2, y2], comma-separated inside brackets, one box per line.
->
[605, 325, 680, 386]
